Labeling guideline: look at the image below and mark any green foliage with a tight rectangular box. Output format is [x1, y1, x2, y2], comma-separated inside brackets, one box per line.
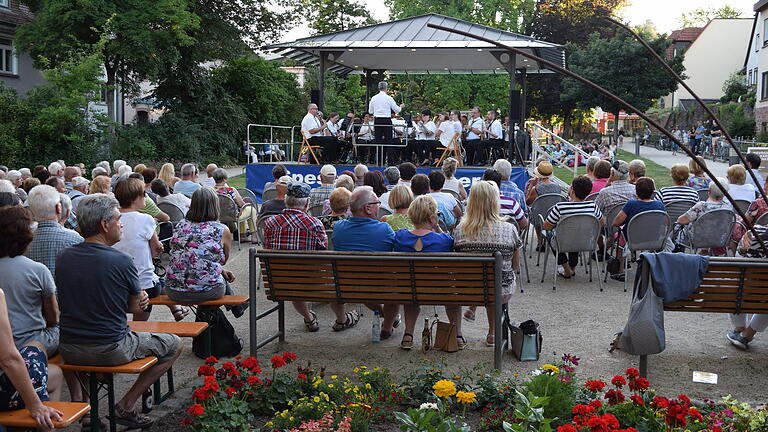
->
[721, 72, 750, 103]
[304, 0, 377, 35]
[193, 398, 251, 432]
[680, 5, 743, 28]
[394, 407, 471, 432]
[502, 390, 555, 432]
[717, 102, 756, 138]
[385, 0, 535, 33]
[523, 373, 576, 422]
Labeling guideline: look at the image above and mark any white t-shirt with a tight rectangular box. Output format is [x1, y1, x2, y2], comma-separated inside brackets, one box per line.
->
[158, 193, 191, 215]
[443, 177, 463, 195]
[301, 112, 323, 138]
[369, 91, 401, 117]
[466, 117, 484, 140]
[113, 211, 159, 289]
[430, 191, 459, 212]
[438, 121, 456, 148]
[327, 121, 340, 136]
[416, 121, 436, 140]
[488, 119, 503, 139]
[729, 183, 757, 202]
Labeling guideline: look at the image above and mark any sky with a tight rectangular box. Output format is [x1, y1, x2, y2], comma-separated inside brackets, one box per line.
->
[280, 0, 754, 43]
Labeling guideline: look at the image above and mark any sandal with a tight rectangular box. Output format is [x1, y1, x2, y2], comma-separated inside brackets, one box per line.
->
[393, 314, 402, 328]
[332, 310, 360, 332]
[557, 269, 573, 279]
[463, 309, 476, 322]
[380, 329, 392, 340]
[610, 273, 626, 282]
[485, 334, 495, 347]
[304, 310, 320, 332]
[400, 333, 414, 350]
[172, 306, 190, 322]
[457, 335, 467, 350]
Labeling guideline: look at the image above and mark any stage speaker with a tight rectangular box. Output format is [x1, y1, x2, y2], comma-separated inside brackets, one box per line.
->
[509, 90, 522, 125]
[310, 90, 321, 105]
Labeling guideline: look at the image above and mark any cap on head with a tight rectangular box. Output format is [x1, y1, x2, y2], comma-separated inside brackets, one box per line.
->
[277, 175, 293, 186]
[287, 182, 311, 198]
[320, 165, 336, 178]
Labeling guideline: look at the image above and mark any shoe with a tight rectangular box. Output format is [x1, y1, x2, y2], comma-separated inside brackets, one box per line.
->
[457, 335, 467, 350]
[400, 333, 414, 350]
[557, 269, 573, 279]
[463, 309, 476, 322]
[485, 334, 495, 347]
[332, 310, 360, 332]
[230, 302, 249, 319]
[304, 310, 320, 332]
[112, 404, 154, 429]
[610, 273, 625, 282]
[80, 413, 108, 431]
[392, 314, 402, 329]
[172, 306, 190, 322]
[536, 243, 546, 252]
[727, 329, 750, 350]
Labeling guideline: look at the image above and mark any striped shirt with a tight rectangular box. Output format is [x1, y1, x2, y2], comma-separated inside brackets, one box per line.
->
[500, 180, 526, 212]
[740, 224, 768, 258]
[653, 186, 698, 206]
[545, 201, 603, 227]
[26, 220, 84, 278]
[500, 195, 524, 220]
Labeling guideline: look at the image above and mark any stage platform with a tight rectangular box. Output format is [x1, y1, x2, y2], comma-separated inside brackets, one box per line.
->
[245, 163, 529, 202]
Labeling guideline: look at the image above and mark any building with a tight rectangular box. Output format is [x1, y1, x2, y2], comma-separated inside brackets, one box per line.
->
[279, 66, 306, 88]
[661, 18, 753, 110]
[750, 0, 768, 134]
[594, 109, 642, 135]
[0, 0, 45, 95]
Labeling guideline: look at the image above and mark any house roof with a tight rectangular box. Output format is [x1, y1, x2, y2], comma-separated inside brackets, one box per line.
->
[264, 13, 565, 75]
[755, 0, 768, 12]
[665, 27, 704, 59]
[0, 0, 34, 30]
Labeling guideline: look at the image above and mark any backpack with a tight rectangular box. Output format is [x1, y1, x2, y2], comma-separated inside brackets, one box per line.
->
[192, 307, 243, 359]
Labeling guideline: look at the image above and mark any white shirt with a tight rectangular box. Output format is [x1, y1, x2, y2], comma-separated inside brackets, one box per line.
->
[729, 183, 757, 202]
[488, 119, 503, 139]
[438, 121, 456, 148]
[113, 211, 159, 289]
[746, 169, 765, 190]
[466, 117, 484, 140]
[392, 118, 406, 138]
[369, 91, 401, 117]
[327, 121, 340, 136]
[158, 194, 191, 215]
[430, 191, 459, 212]
[202, 177, 215, 188]
[416, 121, 436, 140]
[359, 121, 374, 140]
[301, 112, 323, 138]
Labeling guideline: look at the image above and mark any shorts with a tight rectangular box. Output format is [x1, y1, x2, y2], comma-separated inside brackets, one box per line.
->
[59, 331, 179, 366]
[0, 346, 49, 411]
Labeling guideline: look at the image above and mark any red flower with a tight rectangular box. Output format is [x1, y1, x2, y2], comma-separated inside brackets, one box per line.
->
[557, 426, 577, 432]
[221, 361, 235, 371]
[297, 373, 308, 380]
[585, 380, 606, 392]
[678, 394, 692, 405]
[588, 400, 603, 409]
[611, 376, 627, 388]
[630, 394, 644, 406]
[572, 404, 596, 416]
[187, 404, 204, 416]
[271, 355, 286, 369]
[179, 418, 193, 426]
[282, 352, 297, 362]
[604, 389, 625, 406]
[652, 396, 669, 408]
[247, 376, 262, 386]
[204, 356, 218, 364]
[192, 388, 208, 401]
[629, 378, 649, 391]
[625, 368, 640, 378]
[688, 407, 704, 421]
[197, 365, 216, 377]
[203, 376, 217, 384]
[224, 387, 237, 398]
[235, 355, 242, 360]
[242, 356, 259, 370]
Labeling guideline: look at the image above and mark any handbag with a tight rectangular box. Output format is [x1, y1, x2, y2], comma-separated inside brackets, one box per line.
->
[192, 307, 243, 359]
[617, 257, 666, 355]
[509, 317, 542, 361]
[432, 320, 459, 353]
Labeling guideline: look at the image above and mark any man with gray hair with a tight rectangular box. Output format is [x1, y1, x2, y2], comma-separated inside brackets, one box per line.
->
[92, 166, 108, 179]
[97, 160, 111, 176]
[378, 166, 401, 212]
[353, 163, 368, 187]
[333, 186, 400, 339]
[263, 182, 360, 331]
[55, 194, 182, 428]
[628, 159, 646, 184]
[7, 170, 26, 201]
[25, 185, 83, 278]
[173, 163, 201, 198]
[203, 163, 218, 188]
[48, 162, 64, 179]
[63, 166, 79, 192]
[301, 103, 341, 162]
[595, 160, 637, 215]
[493, 159, 526, 211]
[19, 167, 32, 180]
[68, 176, 90, 209]
[309, 164, 336, 209]
[369, 81, 404, 146]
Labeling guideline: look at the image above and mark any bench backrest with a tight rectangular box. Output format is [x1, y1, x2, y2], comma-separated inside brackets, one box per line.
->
[251, 250, 501, 306]
[663, 257, 768, 314]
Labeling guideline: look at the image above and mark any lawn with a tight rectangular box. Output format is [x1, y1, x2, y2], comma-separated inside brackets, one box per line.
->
[228, 173, 246, 189]
[552, 149, 672, 189]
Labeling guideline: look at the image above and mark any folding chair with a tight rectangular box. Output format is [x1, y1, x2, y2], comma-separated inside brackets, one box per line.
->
[619, 210, 670, 292]
[541, 213, 603, 291]
[299, 131, 321, 165]
[697, 189, 709, 201]
[527, 193, 565, 265]
[434, 133, 462, 167]
[157, 202, 185, 224]
[678, 209, 736, 254]
[441, 189, 460, 200]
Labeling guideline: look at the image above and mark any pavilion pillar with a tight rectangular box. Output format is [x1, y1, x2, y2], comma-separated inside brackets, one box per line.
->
[519, 68, 529, 161]
[364, 69, 373, 103]
[491, 51, 522, 163]
[318, 51, 328, 111]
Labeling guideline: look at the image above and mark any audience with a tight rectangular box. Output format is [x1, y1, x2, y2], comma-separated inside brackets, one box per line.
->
[55, 194, 182, 429]
[310, 165, 337, 209]
[654, 164, 698, 206]
[595, 160, 636, 215]
[152, 178, 191, 215]
[89, 175, 112, 196]
[364, 170, 388, 197]
[494, 159, 525, 211]
[25, 185, 83, 278]
[727, 164, 757, 202]
[744, 152, 764, 190]
[379, 167, 401, 213]
[411, 174, 454, 228]
[158, 163, 180, 189]
[173, 163, 201, 198]
[259, 175, 291, 218]
[128, 173, 170, 223]
[675, 180, 731, 255]
[213, 168, 257, 241]
[263, 164, 288, 194]
[687, 156, 711, 190]
[627, 159, 646, 184]
[482, 169, 527, 229]
[590, 160, 611, 194]
[45, 176, 65, 194]
[442, 158, 467, 201]
[203, 164, 218, 188]
[22, 177, 41, 194]
[322, 174, 354, 215]
[353, 164, 368, 187]
[525, 161, 558, 205]
[381, 184, 415, 230]
[585, 156, 600, 181]
[318, 187, 351, 230]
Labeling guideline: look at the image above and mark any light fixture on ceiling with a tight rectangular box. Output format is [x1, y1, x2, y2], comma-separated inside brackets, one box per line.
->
[477, 49, 483, 52]
[348, 49, 353, 52]
[411, 48, 416, 52]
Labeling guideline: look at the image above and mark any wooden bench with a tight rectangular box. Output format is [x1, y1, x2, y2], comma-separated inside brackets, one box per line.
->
[0, 401, 90, 429]
[248, 249, 505, 369]
[636, 256, 768, 377]
[148, 295, 248, 358]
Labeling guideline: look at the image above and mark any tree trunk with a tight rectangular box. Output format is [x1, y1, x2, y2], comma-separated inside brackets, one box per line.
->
[614, 110, 621, 148]
[562, 110, 572, 139]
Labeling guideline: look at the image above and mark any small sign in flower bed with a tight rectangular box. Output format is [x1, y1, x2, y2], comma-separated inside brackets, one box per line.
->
[181, 352, 768, 431]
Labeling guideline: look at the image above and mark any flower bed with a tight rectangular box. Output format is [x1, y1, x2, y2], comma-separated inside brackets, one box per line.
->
[181, 353, 768, 431]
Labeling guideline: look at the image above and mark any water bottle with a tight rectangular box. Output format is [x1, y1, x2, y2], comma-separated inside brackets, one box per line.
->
[371, 310, 381, 343]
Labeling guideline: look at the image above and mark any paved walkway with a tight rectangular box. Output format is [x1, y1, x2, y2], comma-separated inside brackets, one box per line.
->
[619, 139, 730, 178]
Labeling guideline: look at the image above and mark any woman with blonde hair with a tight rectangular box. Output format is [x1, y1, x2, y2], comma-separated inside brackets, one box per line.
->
[132, 163, 147, 174]
[393, 195, 455, 350]
[318, 187, 351, 230]
[453, 180, 522, 346]
[158, 163, 180, 189]
[655, 163, 698, 205]
[89, 175, 112, 196]
[687, 157, 711, 190]
[381, 184, 415, 230]
[727, 164, 757, 202]
[441, 157, 467, 201]
[322, 175, 355, 215]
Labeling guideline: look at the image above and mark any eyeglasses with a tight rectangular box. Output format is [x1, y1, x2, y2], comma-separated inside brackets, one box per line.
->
[366, 201, 381, 206]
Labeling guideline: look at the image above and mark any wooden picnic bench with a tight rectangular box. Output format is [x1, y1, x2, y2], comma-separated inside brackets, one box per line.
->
[248, 249, 505, 369]
[637, 256, 768, 377]
[0, 401, 90, 430]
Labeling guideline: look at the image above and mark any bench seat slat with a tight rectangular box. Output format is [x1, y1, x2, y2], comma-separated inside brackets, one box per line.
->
[0, 401, 90, 428]
[128, 321, 209, 337]
[59, 356, 157, 373]
[149, 294, 249, 306]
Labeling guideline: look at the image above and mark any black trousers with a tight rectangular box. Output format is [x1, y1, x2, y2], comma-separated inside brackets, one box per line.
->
[475, 139, 505, 164]
[464, 139, 481, 165]
[557, 252, 579, 268]
[412, 139, 441, 161]
[308, 136, 339, 162]
[373, 117, 393, 144]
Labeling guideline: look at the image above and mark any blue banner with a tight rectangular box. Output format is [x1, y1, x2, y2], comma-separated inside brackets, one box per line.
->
[245, 164, 529, 202]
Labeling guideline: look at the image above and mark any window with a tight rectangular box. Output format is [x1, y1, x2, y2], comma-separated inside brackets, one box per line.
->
[765, 20, 768, 46]
[762, 72, 768, 100]
[758, 34, 762, 51]
[749, 70, 753, 86]
[0, 0, 8, 8]
[756, 68, 760, 85]
[0, 37, 17, 75]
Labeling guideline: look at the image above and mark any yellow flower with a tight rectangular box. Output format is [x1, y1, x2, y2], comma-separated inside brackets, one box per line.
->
[542, 364, 560, 374]
[353, 367, 359, 373]
[365, 383, 372, 390]
[433, 380, 457, 398]
[331, 375, 338, 380]
[329, 384, 334, 388]
[313, 396, 321, 403]
[456, 391, 477, 404]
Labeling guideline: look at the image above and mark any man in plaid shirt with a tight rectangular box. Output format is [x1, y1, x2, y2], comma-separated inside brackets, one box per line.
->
[25, 185, 83, 278]
[263, 182, 359, 332]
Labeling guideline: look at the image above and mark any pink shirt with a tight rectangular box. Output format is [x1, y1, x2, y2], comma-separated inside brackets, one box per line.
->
[590, 178, 609, 194]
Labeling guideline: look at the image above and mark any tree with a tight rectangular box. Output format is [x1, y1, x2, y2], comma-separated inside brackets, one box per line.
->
[562, 30, 685, 140]
[304, 0, 377, 35]
[721, 72, 750, 103]
[680, 5, 742, 28]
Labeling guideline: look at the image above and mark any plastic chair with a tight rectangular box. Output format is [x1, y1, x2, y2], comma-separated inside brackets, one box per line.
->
[697, 189, 709, 201]
[262, 189, 278, 202]
[680, 209, 736, 252]
[157, 202, 185, 224]
[541, 213, 603, 291]
[620, 210, 670, 292]
[756, 212, 768, 226]
[505, 216, 530, 288]
[308, 203, 324, 217]
[733, 199, 752, 214]
[527, 193, 566, 265]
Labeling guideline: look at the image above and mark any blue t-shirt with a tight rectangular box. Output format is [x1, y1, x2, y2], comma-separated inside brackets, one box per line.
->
[620, 200, 667, 234]
[333, 217, 395, 252]
[173, 180, 202, 198]
[393, 230, 454, 252]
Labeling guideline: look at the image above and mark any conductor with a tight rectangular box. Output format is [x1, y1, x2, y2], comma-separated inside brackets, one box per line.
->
[369, 81, 404, 146]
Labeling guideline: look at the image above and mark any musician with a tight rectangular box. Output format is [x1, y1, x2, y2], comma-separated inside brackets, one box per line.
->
[465, 107, 484, 166]
[434, 111, 459, 160]
[301, 104, 341, 163]
[475, 110, 504, 166]
[339, 111, 355, 139]
[326, 113, 341, 137]
[412, 110, 439, 166]
[355, 113, 375, 163]
[368, 81, 404, 147]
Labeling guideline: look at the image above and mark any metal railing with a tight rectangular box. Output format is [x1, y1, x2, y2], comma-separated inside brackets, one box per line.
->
[245, 124, 297, 163]
[526, 121, 589, 177]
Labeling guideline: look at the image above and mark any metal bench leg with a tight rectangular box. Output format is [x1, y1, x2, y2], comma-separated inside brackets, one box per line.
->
[89, 372, 100, 432]
[278, 301, 285, 343]
[105, 374, 116, 432]
[153, 368, 174, 405]
[639, 355, 648, 378]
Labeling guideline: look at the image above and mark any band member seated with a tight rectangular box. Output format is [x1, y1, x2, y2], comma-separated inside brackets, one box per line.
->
[412, 110, 440, 166]
[326, 112, 350, 161]
[355, 113, 375, 163]
[475, 110, 504, 165]
[389, 114, 408, 165]
[464, 107, 485, 166]
[301, 103, 341, 163]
